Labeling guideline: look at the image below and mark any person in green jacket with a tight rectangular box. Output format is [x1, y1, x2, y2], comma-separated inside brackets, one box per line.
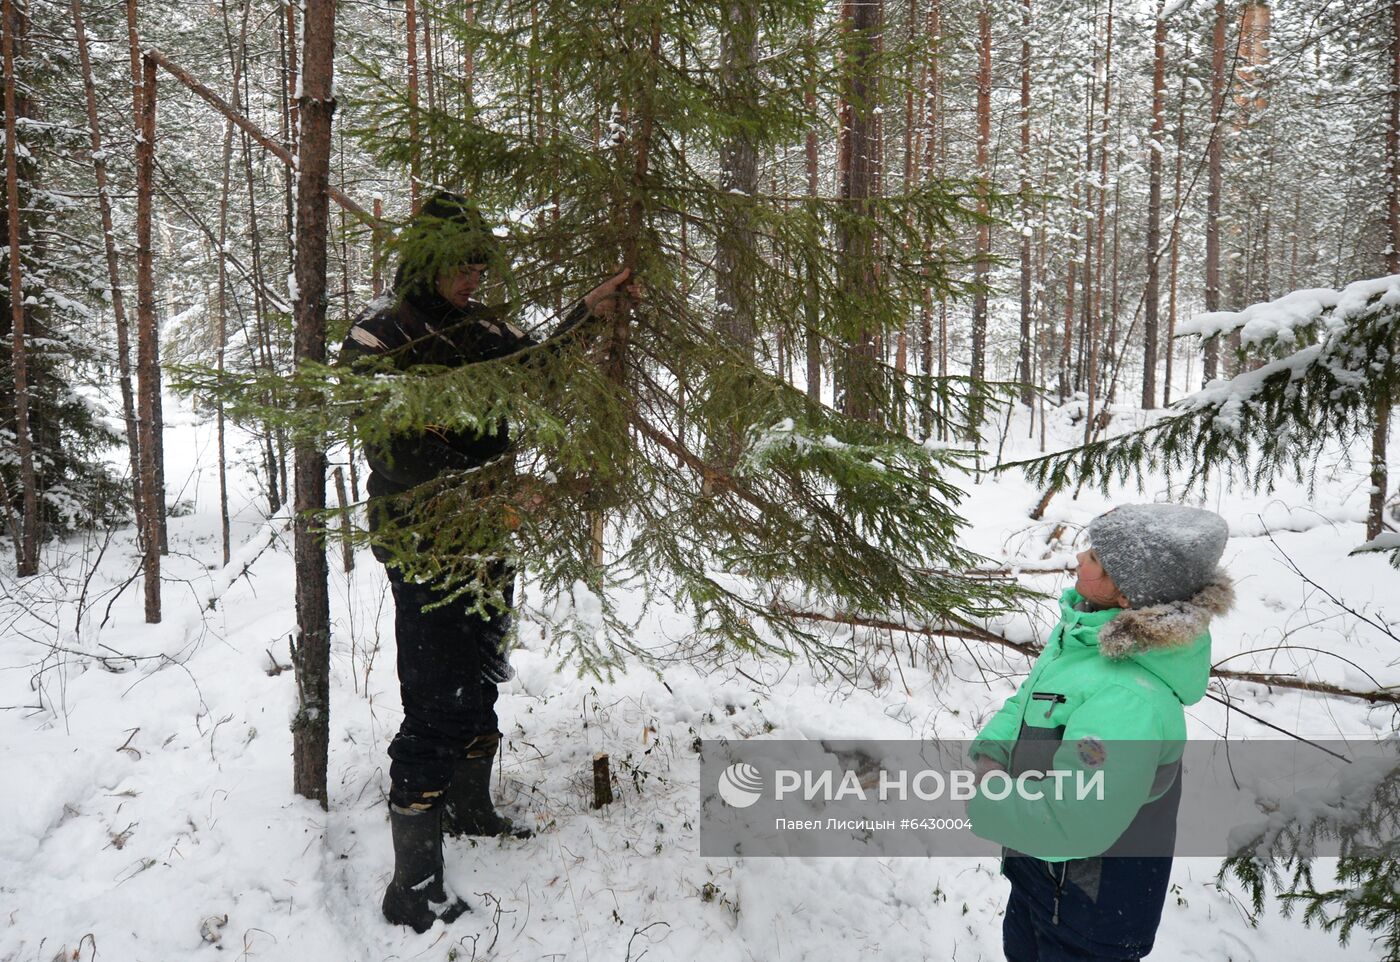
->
[967, 503, 1234, 961]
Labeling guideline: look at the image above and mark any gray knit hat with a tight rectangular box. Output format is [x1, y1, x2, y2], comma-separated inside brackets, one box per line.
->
[1087, 503, 1229, 607]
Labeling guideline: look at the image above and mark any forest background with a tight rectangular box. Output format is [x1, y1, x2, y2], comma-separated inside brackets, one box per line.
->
[3, 0, 1400, 958]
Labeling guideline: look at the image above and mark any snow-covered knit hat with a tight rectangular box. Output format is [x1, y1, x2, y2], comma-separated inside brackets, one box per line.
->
[1087, 503, 1229, 607]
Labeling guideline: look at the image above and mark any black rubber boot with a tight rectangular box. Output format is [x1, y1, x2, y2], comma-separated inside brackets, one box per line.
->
[442, 748, 533, 840]
[382, 805, 469, 932]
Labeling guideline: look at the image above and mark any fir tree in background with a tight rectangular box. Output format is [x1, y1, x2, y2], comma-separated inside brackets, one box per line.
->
[1, 0, 123, 553]
[1221, 759, 1400, 962]
[1009, 275, 1400, 561]
[293, 0, 1017, 673]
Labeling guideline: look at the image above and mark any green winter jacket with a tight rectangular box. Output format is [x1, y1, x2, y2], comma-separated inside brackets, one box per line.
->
[967, 573, 1233, 861]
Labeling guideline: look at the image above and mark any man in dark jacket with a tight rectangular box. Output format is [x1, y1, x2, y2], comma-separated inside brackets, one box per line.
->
[339, 192, 634, 933]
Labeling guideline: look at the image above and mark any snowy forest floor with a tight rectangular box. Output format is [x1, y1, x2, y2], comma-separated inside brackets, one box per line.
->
[2, 395, 1396, 962]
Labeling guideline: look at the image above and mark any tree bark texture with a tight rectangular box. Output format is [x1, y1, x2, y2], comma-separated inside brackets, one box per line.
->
[1166, 41, 1188, 405]
[1204, 0, 1226, 382]
[1143, 9, 1166, 409]
[804, 33, 822, 404]
[136, 56, 162, 620]
[836, 0, 882, 424]
[1085, 0, 1112, 442]
[405, 0, 421, 211]
[970, 1, 991, 428]
[1370, 0, 1400, 542]
[2, 0, 38, 576]
[713, 0, 759, 469]
[290, 0, 337, 810]
[1017, 0, 1033, 408]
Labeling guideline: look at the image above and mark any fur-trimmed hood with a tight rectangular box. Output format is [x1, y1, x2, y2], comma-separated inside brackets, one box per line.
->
[1098, 569, 1235, 659]
[1095, 569, 1233, 706]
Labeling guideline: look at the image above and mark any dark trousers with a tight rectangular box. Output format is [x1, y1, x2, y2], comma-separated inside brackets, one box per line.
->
[1003, 888, 1140, 962]
[385, 564, 513, 809]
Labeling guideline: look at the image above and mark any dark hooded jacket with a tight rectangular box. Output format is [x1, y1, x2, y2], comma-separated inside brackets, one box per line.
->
[337, 275, 589, 561]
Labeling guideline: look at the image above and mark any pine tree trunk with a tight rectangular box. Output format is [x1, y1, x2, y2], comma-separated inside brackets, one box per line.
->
[804, 32, 822, 404]
[1061, 259, 1075, 401]
[714, 0, 758, 467]
[277, 6, 295, 332]
[1086, 0, 1112, 442]
[126, 0, 168, 560]
[1143, 8, 1166, 409]
[1017, 0, 1033, 409]
[463, 1, 476, 113]
[969, 1, 991, 429]
[405, 0, 421, 211]
[1390, 0, 1400, 278]
[1370, 0, 1400, 543]
[213, 0, 251, 568]
[136, 55, 161, 620]
[372, 195, 384, 296]
[918, 0, 940, 437]
[285, 0, 298, 147]
[1370, 391, 1390, 542]
[592, 15, 661, 566]
[71, 0, 144, 543]
[837, 0, 882, 424]
[423, 3, 436, 126]
[1204, 0, 1226, 382]
[1077, 23, 1095, 416]
[290, 0, 336, 810]
[240, 130, 281, 515]
[1166, 41, 1187, 404]
[2, 0, 37, 577]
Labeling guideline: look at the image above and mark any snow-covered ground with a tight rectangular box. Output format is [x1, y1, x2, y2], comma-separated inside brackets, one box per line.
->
[2, 396, 1394, 961]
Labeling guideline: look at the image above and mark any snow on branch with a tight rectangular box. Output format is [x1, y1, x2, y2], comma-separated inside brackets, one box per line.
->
[1181, 274, 1400, 348]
